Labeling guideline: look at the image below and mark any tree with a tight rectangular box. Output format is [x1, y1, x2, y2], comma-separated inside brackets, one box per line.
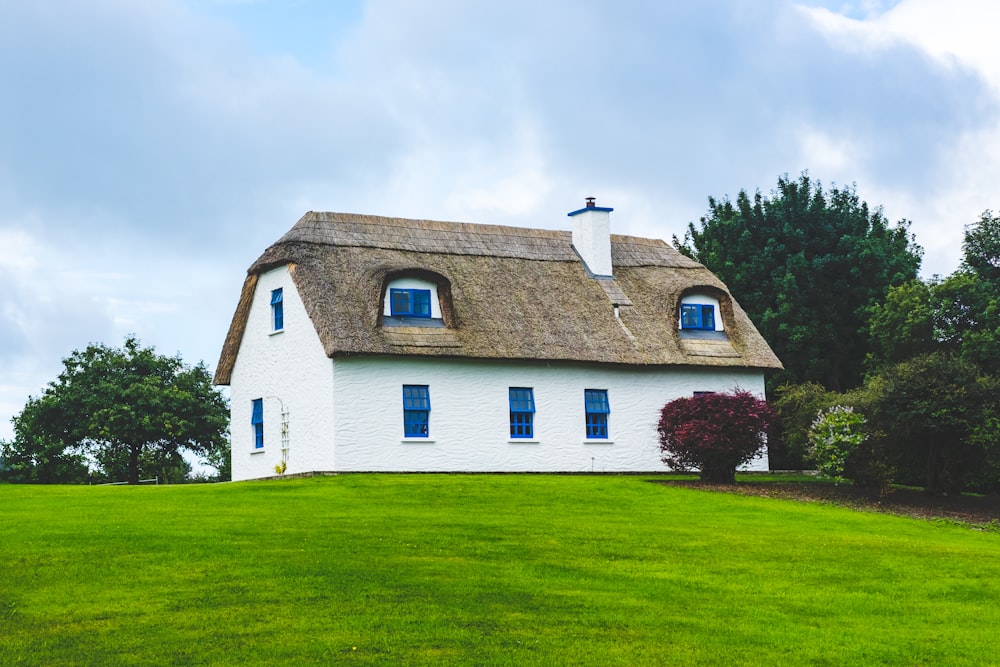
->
[866, 352, 997, 494]
[0, 399, 90, 483]
[868, 213, 1000, 376]
[674, 173, 922, 392]
[4, 336, 229, 484]
[657, 390, 774, 483]
[962, 209, 1000, 285]
[866, 279, 936, 367]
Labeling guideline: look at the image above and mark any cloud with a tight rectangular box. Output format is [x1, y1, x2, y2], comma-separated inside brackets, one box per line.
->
[2, 0, 999, 439]
[796, 0, 1000, 273]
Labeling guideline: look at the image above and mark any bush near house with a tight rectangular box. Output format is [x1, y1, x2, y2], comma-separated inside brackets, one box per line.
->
[775, 353, 1000, 494]
[657, 390, 773, 483]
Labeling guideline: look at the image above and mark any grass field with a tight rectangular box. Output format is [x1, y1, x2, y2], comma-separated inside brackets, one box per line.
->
[2, 474, 999, 666]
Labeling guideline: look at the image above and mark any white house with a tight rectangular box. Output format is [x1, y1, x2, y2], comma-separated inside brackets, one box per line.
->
[215, 200, 782, 481]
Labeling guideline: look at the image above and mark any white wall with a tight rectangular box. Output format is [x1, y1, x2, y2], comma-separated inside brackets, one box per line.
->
[228, 266, 336, 481]
[330, 356, 768, 473]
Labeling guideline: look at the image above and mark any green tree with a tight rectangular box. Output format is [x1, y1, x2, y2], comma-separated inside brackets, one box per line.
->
[868, 212, 1000, 376]
[0, 399, 90, 483]
[962, 209, 1000, 285]
[866, 352, 997, 494]
[4, 336, 229, 484]
[675, 173, 922, 392]
[866, 279, 936, 367]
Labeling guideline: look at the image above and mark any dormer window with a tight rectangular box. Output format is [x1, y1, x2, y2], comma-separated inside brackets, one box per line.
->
[681, 304, 715, 330]
[390, 288, 431, 318]
[383, 275, 447, 328]
[678, 293, 725, 339]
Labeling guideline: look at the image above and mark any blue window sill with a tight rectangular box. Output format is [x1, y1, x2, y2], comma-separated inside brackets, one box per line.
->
[401, 438, 435, 444]
[269, 328, 285, 336]
[508, 439, 540, 444]
[584, 439, 614, 445]
[250, 448, 266, 454]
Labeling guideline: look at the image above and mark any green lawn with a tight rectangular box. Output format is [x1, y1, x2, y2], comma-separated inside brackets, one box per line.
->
[2, 474, 999, 666]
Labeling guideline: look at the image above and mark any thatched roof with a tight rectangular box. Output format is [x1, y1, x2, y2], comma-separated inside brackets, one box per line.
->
[215, 211, 781, 384]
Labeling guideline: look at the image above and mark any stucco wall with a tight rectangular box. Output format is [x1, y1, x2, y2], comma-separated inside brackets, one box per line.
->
[330, 356, 768, 473]
[229, 266, 335, 482]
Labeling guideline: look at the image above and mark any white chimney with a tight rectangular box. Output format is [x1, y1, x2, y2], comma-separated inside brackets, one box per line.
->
[569, 197, 614, 277]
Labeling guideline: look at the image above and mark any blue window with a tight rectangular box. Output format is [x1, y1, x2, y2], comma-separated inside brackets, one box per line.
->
[390, 288, 431, 318]
[251, 398, 264, 449]
[402, 385, 430, 437]
[681, 303, 715, 330]
[271, 288, 284, 331]
[584, 389, 610, 439]
[509, 387, 535, 439]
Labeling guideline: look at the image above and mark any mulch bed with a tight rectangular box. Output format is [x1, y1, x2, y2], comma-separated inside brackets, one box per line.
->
[658, 480, 1000, 529]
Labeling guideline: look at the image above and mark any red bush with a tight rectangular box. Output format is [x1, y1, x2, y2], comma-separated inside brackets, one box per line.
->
[657, 390, 774, 483]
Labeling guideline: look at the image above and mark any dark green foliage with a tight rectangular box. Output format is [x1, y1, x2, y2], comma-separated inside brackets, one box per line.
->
[772, 382, 836, 469]
[0, 336, 229, 484]
[865, 352, 998, 494]
[91, 445, 192, 485]
[0, 400, 91, 483]
[657, 390, 774, 483]
[866, 279, 936, 366]
[868, 212, 1000, 377]
[675, 172, 922, 392]
[962, 210, 1000, 286]
[774, 383, 894, 491]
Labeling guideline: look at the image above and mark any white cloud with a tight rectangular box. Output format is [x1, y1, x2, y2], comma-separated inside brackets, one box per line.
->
[799, 0, 1000, 91]
[796, 129, 866, 175]
[2, 0, 999, 440]
[796, 0, 1000, 275]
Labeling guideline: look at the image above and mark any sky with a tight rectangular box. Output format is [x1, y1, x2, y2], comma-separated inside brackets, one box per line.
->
[2, 0, 999, 441]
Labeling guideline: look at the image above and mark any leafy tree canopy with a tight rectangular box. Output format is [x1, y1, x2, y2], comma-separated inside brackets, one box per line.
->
[865, 352, 998, 494]
[868, 211, 1000, 376]
[962, 209, 1000, 286]
[674, 172, 922, 392]
[1, 336, 229, 484]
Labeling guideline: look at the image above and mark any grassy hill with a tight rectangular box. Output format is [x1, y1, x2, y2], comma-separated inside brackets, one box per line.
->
[2, 474, 999, 665]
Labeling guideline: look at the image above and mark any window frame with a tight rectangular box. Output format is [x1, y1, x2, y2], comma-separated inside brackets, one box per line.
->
[390, 288, 432, 318]
[584, 389, 610, 439]
[270, 288, 284, 331]
[680, 303, 715, 330]
[251, 398, 264, 449]
[509, 387, 536, 439]
[402, 385, 431, 438]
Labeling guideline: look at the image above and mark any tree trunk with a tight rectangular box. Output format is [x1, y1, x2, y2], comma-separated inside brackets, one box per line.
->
[700, 465, 737, 484]
[128, 445, 140, 485]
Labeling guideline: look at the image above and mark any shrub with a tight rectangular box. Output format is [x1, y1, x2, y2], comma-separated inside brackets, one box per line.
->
[657, 390, 774, 483]
[772, 382, 838, 469]
[866, 352, 996, 494]
[807, 406, 866, 483]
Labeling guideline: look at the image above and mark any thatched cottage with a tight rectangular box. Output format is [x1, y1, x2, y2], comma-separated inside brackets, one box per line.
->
[215, 200, 781, 481]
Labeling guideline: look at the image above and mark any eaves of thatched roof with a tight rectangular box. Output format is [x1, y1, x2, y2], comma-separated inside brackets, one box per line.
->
[215, 211, 782, 384]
